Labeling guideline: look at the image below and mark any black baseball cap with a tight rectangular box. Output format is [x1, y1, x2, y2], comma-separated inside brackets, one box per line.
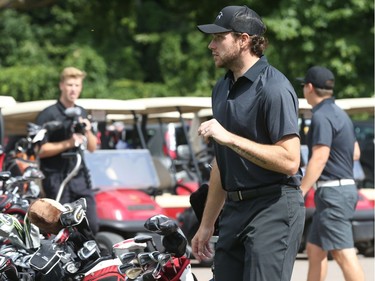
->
[197, 5, 266, 35]
[297, 66, 335, 90]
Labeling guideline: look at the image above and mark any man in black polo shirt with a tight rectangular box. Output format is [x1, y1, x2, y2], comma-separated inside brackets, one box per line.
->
[191, 5, 305, 281]
[36, 67, 99, 234]
[298, 66, 364, 281]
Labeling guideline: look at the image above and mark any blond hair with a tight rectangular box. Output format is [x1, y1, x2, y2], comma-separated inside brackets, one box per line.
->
[60, 67, 86, 82]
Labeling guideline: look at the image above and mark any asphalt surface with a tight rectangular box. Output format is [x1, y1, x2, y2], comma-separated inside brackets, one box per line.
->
[191, 254, 374, 281]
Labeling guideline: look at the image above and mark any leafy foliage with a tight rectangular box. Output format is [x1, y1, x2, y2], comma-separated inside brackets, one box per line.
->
[0, 0, 373, 102]
[264, 0, 374, 98]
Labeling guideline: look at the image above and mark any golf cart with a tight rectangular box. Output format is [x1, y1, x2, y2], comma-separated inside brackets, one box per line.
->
[1, 98, 170, 251]
[105, 96, 214, 220]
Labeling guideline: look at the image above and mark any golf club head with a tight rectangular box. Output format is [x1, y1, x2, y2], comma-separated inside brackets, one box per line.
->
[134, 234, 157, 251]
[32, 128, 47, 144]
[0, 194, 15, 212]
[77, 240, 100, 261]
[158, 253, 172, 266]
[0, 254, 19, 280]
[23, 166, 45, 180]
[60, 198, 87, 227]
[0, 213, 26, 249]
[118, 262, 137, 275]
[119, 252, 137, 264]
[133, 235, 153, 244]
[137, 252, 157, 269]
[125, 266, 143, 280]
[150, 253, 172, 280]
[63, 197, 87, 212]
[26, 123, 42, 138]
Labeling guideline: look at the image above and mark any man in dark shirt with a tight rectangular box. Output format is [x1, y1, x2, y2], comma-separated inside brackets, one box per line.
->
[299, 66, 364, 281]
[191, 5, 305, 281]
[36, 67, 99, 234]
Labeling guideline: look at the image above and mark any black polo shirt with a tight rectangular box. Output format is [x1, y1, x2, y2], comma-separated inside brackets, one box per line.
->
[212, 56, 302, 191]
[307, 98, 355, 180]
[35, 100, 88, 173]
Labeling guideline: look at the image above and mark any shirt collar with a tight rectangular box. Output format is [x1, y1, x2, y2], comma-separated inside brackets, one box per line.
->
[57, 99, 66, 109]
[224, 55, 269, 82]
[312, 97, 335, 113]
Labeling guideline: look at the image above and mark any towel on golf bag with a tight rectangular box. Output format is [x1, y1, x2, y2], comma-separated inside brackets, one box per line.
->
[27, 198, 64, 234]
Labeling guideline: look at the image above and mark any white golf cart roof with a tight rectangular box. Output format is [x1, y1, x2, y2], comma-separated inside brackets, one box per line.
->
[130, 96, 211, 115]
[335, 97, 374, 115]
[197, 98, 313, 118]
[197, 97, 374, 119]
[2, 98, 146, 136]
[299, 97, 374, 118]
[3, 96, 372, 136]
[0, 96, 17, 109]
[107, 111, 197, 124]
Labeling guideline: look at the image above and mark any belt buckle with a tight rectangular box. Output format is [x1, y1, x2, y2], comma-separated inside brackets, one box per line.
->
[237, 191, 243, 201]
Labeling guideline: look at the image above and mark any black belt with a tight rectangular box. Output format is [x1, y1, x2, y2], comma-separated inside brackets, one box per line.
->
[227, 185, 298, 202]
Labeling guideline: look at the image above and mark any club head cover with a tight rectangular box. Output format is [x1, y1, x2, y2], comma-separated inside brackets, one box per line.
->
[162, 228, 188, 258]
[27, 198, 64, 235]
[60, 201, 86, 227]
[144, 214, 178, 236]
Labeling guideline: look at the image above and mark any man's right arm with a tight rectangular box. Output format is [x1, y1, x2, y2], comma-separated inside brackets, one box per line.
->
[36, 109, 76, 159]
[38, 138, 75, 159]
[192, 159, 226, 261]
[200, 159, 226, 229]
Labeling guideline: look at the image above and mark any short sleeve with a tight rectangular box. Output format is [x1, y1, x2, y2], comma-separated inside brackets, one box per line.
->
[310, 113, 333, 147]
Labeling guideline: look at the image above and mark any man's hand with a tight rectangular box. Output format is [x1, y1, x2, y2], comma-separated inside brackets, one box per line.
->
[191, 225, 215, 262]
[72, 133, 87, 147]
[198, 118, 232, 145]
[79, 117, 92, 133]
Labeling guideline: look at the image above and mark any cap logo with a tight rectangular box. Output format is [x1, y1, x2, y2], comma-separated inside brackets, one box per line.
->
[217, 12, 223, 19]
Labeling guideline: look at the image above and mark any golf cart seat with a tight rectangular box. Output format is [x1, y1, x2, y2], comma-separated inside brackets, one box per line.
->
[152, 157, 176, 193]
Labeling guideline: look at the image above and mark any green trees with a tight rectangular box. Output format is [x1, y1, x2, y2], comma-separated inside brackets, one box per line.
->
[265, 0, 374, 98]
[0, 0, 373, 101]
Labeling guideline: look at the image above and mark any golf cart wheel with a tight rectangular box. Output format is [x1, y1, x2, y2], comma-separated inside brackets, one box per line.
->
[95, 231, 124, 255]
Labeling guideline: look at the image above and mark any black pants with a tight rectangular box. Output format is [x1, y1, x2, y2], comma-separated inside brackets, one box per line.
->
[42, 171, 99, 235]
[214, 186, 305, 281]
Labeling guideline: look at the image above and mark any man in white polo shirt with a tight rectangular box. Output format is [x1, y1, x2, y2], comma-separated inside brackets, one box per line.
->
[298, 66, 364, 281]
